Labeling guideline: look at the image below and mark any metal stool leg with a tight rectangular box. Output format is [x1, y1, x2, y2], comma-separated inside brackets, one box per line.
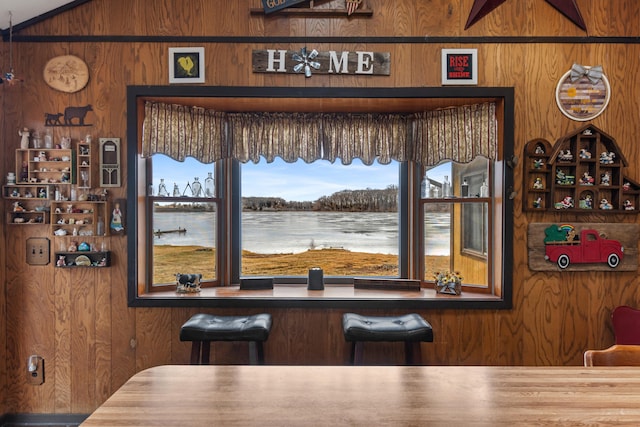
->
[404, 341, 422, 365]
[352, 342, 365, 365]
[249, 341, 265, 364]
[190, 341, 202, 364]
[201, 341, 211, 364]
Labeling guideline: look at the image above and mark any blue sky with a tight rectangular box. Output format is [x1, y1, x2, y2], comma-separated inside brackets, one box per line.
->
[153, 155, 450, 201]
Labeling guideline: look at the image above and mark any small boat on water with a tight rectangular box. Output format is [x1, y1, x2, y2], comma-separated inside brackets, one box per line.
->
[154, 227, 187, 236]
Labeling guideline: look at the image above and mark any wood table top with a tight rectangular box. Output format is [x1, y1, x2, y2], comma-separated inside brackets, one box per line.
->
[81, 365, 640, 426]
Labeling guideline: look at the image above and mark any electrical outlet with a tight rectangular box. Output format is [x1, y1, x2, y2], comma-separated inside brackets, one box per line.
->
[27, 355, 45, 385]
[26, 237, 50, 265]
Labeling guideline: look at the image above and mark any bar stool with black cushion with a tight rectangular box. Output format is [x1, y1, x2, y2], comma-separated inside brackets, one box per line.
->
[342, 313, 433, 365]
[180, 313, 272, 365]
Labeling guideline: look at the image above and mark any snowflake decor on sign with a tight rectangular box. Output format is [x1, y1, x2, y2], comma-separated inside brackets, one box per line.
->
[292, 47, 320, 78]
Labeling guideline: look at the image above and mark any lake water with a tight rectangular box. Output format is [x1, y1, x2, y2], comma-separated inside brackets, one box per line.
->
[154, 211, 450, 256]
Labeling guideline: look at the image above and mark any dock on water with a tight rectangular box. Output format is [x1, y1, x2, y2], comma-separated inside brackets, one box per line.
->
[154, 227, 187, 236]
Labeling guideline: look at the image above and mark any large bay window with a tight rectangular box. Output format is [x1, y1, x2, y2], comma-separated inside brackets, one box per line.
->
[127, 86, 513, 308]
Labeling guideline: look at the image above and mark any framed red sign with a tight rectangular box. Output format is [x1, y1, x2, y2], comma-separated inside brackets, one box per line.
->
[441, 49, 478, 85]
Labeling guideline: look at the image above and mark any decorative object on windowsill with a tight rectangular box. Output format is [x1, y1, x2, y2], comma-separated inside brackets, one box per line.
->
[191, 177, 202, 197]
[434, 271, 462, 296]
[307, 267, 324, 290]
[176, 273, 202, 293]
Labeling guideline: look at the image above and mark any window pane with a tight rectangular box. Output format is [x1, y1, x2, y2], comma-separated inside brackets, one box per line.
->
[423, 158, 490, 287]
[151, 155, 216, 285]
[241, 158, 399, 277]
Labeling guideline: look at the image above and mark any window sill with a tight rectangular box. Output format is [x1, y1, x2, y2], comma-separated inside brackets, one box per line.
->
[130, 285, 510, 309]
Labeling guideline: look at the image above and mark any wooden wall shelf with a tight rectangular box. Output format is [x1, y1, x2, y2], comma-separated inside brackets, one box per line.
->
[523, 125, 640, 213]
[249, 8, 372, 17]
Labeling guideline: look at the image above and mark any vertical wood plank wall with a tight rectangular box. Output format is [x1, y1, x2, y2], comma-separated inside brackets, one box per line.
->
[0, 0, 639, 415]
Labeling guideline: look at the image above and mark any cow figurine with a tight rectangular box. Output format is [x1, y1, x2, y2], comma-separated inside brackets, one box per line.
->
[64, 105, 93, 126]
[176, 273, 202, 293]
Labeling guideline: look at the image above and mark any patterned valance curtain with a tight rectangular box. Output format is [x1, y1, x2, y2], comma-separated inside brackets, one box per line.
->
[228, 112, 322, 163]
[321, 113, 410, 165]
[142, 102, 227, 163]
[411, 103, 497, 165]
[141, 101, 497, 165]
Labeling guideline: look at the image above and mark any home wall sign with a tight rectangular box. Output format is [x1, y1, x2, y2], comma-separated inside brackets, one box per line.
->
[441, 49, 478, 85]
[555, 64, 610, 121]
[252, 48, 390, 77]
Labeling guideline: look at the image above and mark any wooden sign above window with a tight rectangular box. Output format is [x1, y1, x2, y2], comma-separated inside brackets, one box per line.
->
[252, 48, 390, 77]
[261, 0, 306, 14]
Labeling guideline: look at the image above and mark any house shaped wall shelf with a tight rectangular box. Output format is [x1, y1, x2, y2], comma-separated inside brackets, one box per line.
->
[523, 124, 640, 213]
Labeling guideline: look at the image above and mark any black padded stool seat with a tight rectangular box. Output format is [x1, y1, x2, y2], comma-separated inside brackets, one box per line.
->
[180, 313, 272, 365]
[342, 313, 433, 365]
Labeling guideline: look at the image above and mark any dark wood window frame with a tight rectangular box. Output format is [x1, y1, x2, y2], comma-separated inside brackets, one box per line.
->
[126, 86, 514, 309]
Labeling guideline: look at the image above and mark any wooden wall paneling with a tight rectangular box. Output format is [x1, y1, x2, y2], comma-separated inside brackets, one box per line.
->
[94, 271, 113, 407]
[70, 268, 97, 413]
[137, 42, 168, 86]
[136, 307, 172, 371]
[108, 233, 136, 394]
[170, 307, 196, 364]
[605, 44, 640, 174]
[53, 264, 72, 412]
[414, 0, 462, 35]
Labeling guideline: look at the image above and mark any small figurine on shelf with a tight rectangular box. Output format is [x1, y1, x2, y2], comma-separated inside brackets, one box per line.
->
[24, 190, 33, 198]
[554, 196, 574, 209]
[624, 199, 635, 210]
[533, 197, 543, 209]
[38, 151, 47, 161]
[68, 241, 78, 252]
[600, 171, 611, 186]
[532, 159, 544, 169]
[623, 181, 631, 191]
[580, 172, 594, 185]
[579, 194, 593, 209]
[98, 257, 107, 267]
[61, 168, 70, 183]
[20, 161, 28, 182]
[599, 199, 613, 210]
[13, 201, 24, 212]
[534, 145, 545, 154]
[558, 150, 573, 161]
[533, 177, 544, 189]
[600, 151, 615, 164]
[19, 127, 30, 149]
[56, 256, 66, 267]
[556, 170, 575, 185]
[38, 188, 47, 198]
[11, 188, 19, 197]
[110, 202, 124, 233]
[579, 148, 592, 159]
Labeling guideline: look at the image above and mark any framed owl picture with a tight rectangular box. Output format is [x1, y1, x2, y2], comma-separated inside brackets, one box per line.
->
[168, 47, 205, 84]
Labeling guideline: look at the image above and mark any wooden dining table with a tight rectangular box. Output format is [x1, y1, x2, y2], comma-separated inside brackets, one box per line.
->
[81, 364, 640, 426]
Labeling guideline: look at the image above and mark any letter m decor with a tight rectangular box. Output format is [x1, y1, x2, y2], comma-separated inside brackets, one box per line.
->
[252, 49, 391, 77]
[261, 0, 307, 14]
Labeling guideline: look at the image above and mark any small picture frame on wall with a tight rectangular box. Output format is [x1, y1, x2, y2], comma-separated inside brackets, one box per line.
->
[168, 47, 205, 84]
[441, 48, 478, 85]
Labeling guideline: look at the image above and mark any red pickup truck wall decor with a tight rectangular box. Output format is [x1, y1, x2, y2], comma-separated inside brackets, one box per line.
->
[543, 224, 624, 269]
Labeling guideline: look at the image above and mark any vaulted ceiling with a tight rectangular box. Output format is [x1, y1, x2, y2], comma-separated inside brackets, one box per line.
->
[0, 0, 88, 32]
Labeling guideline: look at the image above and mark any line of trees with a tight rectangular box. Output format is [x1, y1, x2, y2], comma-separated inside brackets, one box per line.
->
[243, 185, 398, 212]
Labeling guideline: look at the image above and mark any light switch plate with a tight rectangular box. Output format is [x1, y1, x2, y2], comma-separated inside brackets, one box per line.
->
[26, 237, 50, 265]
